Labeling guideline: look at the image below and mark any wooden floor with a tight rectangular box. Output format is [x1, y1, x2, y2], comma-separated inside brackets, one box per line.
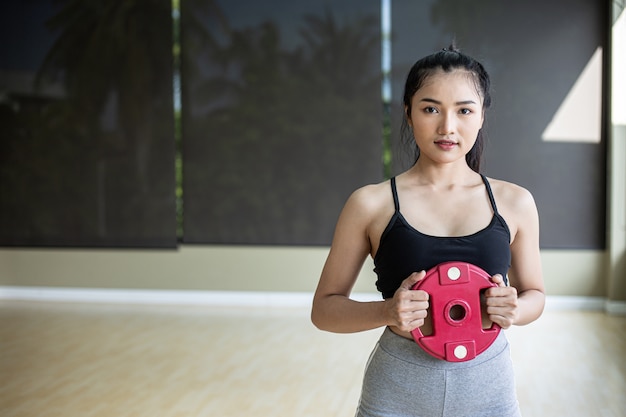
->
[1, 300, 625, 417]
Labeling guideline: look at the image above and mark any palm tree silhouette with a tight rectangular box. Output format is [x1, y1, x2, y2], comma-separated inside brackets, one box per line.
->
[181, 6, 381, 244]
[28, 0, 176, 244]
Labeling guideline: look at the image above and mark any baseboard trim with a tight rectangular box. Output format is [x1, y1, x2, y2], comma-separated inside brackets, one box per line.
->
[544, 295, 606, 311]
[0, 286, 309, 308]
[606, 300, 626, 315]
[1, 286, 625, 314]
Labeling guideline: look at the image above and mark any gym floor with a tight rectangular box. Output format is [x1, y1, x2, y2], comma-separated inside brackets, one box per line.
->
[1, 300, 624, 417]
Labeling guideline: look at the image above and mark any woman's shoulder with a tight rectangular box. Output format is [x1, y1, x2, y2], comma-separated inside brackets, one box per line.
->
[334, 180, 395, 244]
[346, 179, 394, 212]
[486, 176, 538, 219]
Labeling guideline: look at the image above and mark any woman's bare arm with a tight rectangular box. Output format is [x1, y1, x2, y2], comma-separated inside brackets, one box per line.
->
[311, 185, 429, 333]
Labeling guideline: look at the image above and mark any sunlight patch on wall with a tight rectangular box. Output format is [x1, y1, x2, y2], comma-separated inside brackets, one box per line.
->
[542, 47, 603, 143]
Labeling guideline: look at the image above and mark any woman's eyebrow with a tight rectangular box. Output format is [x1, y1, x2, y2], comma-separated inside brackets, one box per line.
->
[420, 98, 478, 105]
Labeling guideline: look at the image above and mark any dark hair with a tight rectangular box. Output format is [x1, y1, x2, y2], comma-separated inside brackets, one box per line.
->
[401, 44, 491, 172]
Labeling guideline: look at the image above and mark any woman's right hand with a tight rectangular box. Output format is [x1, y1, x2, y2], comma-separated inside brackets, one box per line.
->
[384, 271, 430, 332]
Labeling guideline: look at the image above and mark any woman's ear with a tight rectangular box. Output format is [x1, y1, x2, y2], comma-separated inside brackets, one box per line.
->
[404, 105, 412, 126]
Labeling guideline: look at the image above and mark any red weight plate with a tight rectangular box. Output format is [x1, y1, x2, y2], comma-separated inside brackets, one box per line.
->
[410, 261, 500, 362]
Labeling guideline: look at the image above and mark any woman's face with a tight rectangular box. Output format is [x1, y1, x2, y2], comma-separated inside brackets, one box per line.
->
[406, 69, 484, 166]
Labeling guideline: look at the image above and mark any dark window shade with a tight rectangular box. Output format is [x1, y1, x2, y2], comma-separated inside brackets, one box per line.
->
[0, 0, 177, 248]
[2, 0, 606, 250]
[390, 0, 607, 249]
[181, 0, 383, 245]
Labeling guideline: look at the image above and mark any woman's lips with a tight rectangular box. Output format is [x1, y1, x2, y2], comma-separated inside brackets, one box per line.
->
[434, 140, 457, 150]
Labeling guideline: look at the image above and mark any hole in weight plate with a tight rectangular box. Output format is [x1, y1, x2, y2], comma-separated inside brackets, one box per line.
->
[449, 304, 466, 321]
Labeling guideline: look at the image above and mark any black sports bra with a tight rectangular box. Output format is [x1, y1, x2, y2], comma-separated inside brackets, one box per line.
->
[373, 175, 511, 299]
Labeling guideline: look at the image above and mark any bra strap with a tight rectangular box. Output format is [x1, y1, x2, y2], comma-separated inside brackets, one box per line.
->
[481, 174, 499, 214]
[390, 177, 400, 212]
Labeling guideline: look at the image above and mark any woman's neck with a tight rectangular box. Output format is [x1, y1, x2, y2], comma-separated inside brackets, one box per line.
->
[404, 159, 479, 187]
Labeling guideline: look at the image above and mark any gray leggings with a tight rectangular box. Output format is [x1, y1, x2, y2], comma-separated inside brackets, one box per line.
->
[356, 328, 521, 417]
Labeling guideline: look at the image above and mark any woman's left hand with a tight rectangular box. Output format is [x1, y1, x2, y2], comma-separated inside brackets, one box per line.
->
[484, 274, 519, 329]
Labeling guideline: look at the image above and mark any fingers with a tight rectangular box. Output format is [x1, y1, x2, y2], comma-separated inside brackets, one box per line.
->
[398, 271, 429, 304]
[386, 271, 430, 332]
[490, 273, 506, 287]
[487, 309, 517, 329]
[399, 270, 427, 290]
[391, 299, 429, 332]
[484, 283, 518, 329]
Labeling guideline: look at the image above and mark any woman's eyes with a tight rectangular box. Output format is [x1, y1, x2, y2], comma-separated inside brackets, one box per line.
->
[422, 107, 472, 115]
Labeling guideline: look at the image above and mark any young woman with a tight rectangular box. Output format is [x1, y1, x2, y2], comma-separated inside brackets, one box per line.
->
[311, 47, 545, 417]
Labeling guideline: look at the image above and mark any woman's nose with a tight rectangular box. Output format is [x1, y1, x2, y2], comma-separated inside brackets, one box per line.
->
[437, 113, 456, 135]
